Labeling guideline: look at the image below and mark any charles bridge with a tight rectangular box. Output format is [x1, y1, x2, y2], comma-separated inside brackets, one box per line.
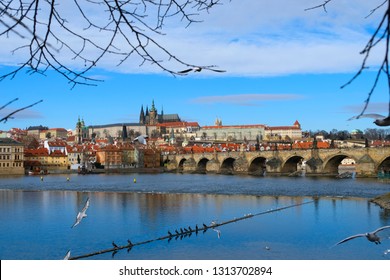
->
[163, 146, 390, 177]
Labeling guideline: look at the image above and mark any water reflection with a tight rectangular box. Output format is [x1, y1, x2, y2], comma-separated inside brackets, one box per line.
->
[0, 174, 390, 260]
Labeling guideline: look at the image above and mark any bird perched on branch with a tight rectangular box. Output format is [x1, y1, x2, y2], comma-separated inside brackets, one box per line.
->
[335, 225, 390, 245]
[347, 114, 390, 126]
[71, 197, 90, 228]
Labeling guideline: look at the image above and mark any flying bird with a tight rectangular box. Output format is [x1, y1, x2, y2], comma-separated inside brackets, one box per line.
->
[335, 225, 390, 245]
[178, 66, 226, 75]
[347, 114, 390, 127]
[71, 197, 90, 228]
[63, 250, 71, 260]
[210, 221, 221, 238]
[133, 135, 148, 145]
[212, 228, 221, 239]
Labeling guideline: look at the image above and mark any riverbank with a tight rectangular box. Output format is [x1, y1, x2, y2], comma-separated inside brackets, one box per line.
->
[370, 192, 390, 210]
[27, 167, 165, 175]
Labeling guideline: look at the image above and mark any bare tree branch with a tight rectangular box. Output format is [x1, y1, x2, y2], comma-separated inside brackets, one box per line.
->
[0, 99, 43, 123]
[307, 0, 390, 119]
[0, 0, 226, 87]
[304, 0, 332, 13]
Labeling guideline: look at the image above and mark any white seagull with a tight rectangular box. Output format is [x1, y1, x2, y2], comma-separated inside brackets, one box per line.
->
[133, 135, 148, 145]
[335, 225, 390, 245]
[71, 197, 90, 228]
[347, 114, 390, 127]
[210, 221, 221, 239]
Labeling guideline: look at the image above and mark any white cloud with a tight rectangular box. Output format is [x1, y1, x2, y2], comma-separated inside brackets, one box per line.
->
[0, 0, 385, 77]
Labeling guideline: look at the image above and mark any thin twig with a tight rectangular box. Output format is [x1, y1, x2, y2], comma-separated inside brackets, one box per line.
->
[0, 99, 43, 123]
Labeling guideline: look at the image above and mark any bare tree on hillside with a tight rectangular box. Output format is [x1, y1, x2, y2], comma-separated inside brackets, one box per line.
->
[0, 0, 225, 88]
[307, 1, 390, 122]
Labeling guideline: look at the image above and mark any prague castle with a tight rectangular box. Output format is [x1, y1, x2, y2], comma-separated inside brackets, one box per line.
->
[77, 100, 182, 143]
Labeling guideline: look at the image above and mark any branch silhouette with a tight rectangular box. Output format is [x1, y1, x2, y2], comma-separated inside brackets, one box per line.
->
[307, 1, 390, 120]
[0, 99, 43, 123]
[0, 0, 226, 88]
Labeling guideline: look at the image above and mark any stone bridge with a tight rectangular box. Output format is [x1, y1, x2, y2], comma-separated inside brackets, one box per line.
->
[163, 146, 390, 177]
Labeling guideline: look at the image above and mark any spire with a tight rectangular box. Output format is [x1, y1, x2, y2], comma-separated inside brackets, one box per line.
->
[150, 99, 156, 112]
[139, 105, 145, 124]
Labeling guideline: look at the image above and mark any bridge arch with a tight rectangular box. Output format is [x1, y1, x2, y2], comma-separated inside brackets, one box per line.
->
[377, 155, 390, 173]
[197, 158, 209, 173]
[281, 156, 305, 174]
[178, 158, 186, 172]
[323, 154, 356, 175]
[248, 157, 267, 176]
[220, 157, 235, 175]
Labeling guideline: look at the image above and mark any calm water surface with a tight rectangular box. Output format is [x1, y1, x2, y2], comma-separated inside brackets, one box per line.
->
[1, 173, 390, 260]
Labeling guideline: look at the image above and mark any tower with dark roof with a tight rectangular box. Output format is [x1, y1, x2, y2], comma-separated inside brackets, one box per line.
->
[75, 117, 83, 144]
[139, 105, 145, 124]
[149, 100, 158, 125]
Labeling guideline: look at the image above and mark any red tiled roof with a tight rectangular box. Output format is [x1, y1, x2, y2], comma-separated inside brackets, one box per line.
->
[156, 122, 200, 127]
[202, 124, 265, 129]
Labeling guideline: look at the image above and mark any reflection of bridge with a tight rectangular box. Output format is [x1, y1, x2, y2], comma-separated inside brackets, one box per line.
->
[163, 147, 390, 177]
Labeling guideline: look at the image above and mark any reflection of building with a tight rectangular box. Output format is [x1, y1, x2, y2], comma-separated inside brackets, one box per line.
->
[0, 138, 24, 175]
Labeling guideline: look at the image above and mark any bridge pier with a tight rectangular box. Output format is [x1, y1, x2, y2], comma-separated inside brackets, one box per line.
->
[206, 159, 220, 173]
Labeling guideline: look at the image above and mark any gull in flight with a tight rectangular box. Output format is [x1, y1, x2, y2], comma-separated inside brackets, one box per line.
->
[210, 221, 221, 239]
[347, 114, 390, 127]
[335, 225, 390, 245]
[71, 197, 90, 228]
[133, 135, 148, 145]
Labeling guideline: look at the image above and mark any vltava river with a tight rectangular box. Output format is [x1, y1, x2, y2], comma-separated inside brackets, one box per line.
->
[0, 173, 390, 260]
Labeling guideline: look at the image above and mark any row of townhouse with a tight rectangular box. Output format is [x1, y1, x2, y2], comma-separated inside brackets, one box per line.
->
[24, 139, 162, 174]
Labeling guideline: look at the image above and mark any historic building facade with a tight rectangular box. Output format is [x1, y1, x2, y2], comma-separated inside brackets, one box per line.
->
[85, 100, 182, 141]
[0, 138, 24, 175]
[196, 119, 303, 143]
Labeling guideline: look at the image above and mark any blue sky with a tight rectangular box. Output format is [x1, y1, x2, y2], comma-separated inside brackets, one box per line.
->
[0, 0, 389, 132]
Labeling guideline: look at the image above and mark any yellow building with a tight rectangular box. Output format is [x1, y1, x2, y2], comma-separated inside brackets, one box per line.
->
[39, 128, 68, 140]
[0, 138, 24, 175]
[24, 148, 69, 173]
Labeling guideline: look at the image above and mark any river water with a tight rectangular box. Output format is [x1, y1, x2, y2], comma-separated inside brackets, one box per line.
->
[1, 173, 390, 260]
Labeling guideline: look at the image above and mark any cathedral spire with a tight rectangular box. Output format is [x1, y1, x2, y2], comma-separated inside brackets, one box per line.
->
[139, 105, 145, 124]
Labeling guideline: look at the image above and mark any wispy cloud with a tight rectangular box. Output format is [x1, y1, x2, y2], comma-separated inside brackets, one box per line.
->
[0, 107, 44, 121]
[190, 94, 303, 106]
[0, 1, 384, 77]
[343, 102, 388, 115]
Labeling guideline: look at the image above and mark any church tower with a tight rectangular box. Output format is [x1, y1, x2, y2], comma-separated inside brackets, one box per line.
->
[75, 117, 83, 144]
[149, 100, 158, 125]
